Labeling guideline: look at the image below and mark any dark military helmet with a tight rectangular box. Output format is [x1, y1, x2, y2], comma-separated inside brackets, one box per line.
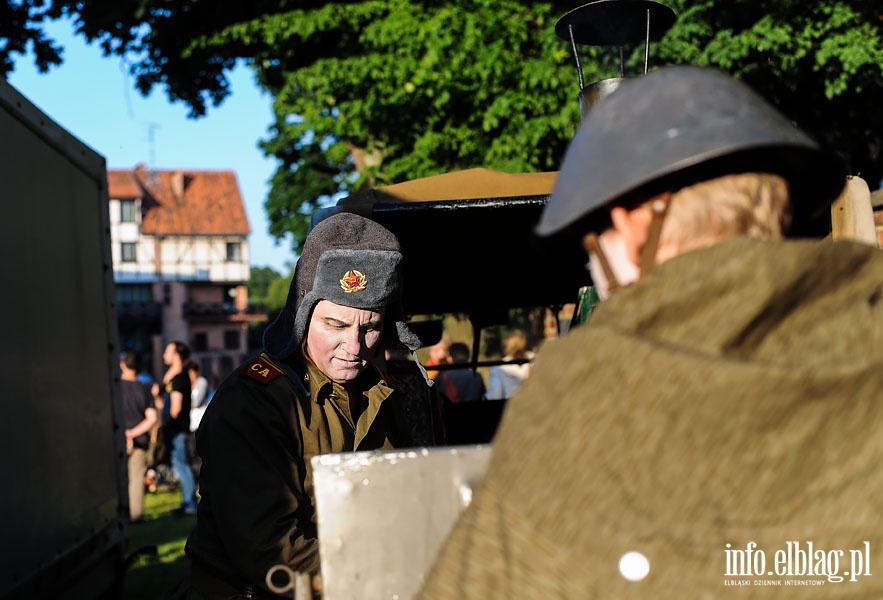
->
[536, 65, 847, 240]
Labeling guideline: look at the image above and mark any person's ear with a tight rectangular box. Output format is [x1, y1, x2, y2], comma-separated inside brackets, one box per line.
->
[609, 205, 652, 265]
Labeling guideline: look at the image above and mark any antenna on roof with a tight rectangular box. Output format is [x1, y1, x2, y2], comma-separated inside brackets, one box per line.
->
[144, 122, 161, 187]
[145, 122, 160, 169]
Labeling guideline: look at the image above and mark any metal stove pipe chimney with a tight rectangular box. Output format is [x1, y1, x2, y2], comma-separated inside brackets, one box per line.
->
[555, 0, 676, 118]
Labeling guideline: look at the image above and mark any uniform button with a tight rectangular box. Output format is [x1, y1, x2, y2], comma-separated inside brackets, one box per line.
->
[619, 551, 650, 582]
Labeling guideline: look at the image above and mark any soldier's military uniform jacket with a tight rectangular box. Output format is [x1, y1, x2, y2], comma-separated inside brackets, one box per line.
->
[419, 237, 883, 599]
[185, 352, 406, 597]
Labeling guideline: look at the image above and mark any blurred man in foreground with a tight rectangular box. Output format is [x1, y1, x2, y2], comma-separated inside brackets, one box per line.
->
[419, 65, 883, 598]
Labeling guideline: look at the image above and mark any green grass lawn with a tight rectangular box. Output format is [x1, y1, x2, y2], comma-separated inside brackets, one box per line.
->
[123, 489, 195, 599]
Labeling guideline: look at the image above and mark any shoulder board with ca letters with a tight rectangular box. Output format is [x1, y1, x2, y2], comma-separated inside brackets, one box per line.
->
[240, 356, 284, 384]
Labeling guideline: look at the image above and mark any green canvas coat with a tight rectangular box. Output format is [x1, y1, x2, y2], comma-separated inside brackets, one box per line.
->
[185, 353, 404, 597]
[420, 237, 883, 599]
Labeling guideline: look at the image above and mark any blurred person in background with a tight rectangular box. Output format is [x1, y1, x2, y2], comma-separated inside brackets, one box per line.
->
[121, 350, 157, 523]
[424, 333, 452, 375]
[153, 341, 197, 516]
[485, 328, 533, 400]
[433, 342, 486, 403]
[186, 360, 209, 478]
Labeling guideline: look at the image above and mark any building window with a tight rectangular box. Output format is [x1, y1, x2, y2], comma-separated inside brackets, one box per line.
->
[121, 242, 137, 262]
[115, 284, 152, 303]
[226, 242, 242, 262]
[120, 199, 137, 223]
[224, 329, 240, 350]
[193, 333, 208, 352]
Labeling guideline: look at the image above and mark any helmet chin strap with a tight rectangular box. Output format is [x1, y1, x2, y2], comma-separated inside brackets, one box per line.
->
[638, 192, 672, 277]
[586, 192, 672, 295]
[584, 232, 622, 295]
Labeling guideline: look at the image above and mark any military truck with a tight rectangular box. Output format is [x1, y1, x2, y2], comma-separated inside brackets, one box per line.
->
[0, 78, 128, 599]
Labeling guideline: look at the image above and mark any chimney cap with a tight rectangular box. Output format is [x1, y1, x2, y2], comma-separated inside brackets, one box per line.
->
[555, 0, 676, 47]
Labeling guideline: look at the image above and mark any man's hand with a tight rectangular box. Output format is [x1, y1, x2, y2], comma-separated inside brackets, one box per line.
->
[266, 565, 322, 599]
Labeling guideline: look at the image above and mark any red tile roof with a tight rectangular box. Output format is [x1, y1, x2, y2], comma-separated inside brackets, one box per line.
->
[107, 170, 142, 198]
[107, 164, 251, 236]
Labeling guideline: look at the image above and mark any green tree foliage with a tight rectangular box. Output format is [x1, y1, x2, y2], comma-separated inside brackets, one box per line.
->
[657, 1, 883, 189]
[0, 1, 68, 74]
[265, 273, 293, 314]
[3, 1, 881, 253]
[247, 266, 291, 350]
[247, 265, 282, 305]
[249, 265, 291, 327]
[235, 0, 587, 252]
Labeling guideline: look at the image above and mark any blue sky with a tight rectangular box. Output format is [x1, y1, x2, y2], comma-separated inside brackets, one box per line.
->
[7, 20, 295, 274]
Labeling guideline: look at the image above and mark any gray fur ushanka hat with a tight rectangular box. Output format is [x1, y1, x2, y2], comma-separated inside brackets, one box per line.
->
[262, 212, 422, 361]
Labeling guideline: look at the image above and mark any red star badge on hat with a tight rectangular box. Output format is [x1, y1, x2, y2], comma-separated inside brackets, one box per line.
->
[340, 269, 368, 293]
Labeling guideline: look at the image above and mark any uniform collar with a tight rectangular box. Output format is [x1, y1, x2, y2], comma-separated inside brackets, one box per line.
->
[301, 354, 394, 406]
